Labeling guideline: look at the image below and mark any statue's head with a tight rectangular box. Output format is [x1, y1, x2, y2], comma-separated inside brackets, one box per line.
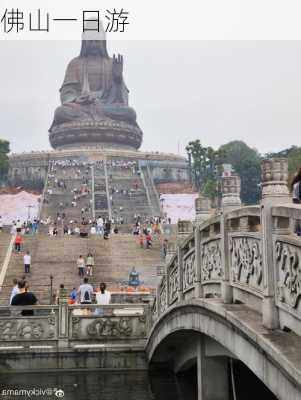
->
[80, 19, 108, 58]
[80, 39, 108, 58]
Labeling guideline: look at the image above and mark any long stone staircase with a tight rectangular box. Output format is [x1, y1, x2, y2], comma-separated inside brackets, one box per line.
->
[0, 159, 165, 305]
[107, 159, 154, 227]
[42, 163, 93, 223]
[0, 232, 163, 305]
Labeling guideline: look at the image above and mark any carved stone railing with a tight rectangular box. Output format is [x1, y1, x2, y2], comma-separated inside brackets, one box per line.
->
[200, 216, 222, 298]
[69, 304, 149, 342]
[156, 206, 266, 317]
[272, 205, 301, 334]
[0, 306, 59, 343]
[181, 233, 195, 300]
[0, 304, 151, 347]
[155, 157, 301, 337]
[158, 276, 167, 315]
[166, 250, 180, 306]
[226, 207, 264, 300]
[229, 234, 263, 295]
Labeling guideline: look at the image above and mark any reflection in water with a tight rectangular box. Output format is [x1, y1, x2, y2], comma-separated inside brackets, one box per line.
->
[0, 371, 154, 400]
[0, 362, 278, 400]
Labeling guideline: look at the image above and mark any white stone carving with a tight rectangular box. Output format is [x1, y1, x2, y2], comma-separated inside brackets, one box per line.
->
[183, 251, 196, 291]
[168, 261, 179, 304]
[159, 280, 167, 314]
[275, 241, 301, 311]
[229, 236, 263, 292]
[201, 239, 222, 282]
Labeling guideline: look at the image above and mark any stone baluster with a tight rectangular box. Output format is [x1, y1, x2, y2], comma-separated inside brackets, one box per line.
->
[194, 196, 210, 298]
[195, 195, 211, 226]
[261, 158, 290, 329]
[165, 243, 176, 308]
[221, 175, 242, 212]
[165, 242, 177, 265]
[221, 175, 242, 303]
[58, 304, 69, 348]
[177, 222, 193, 302]
[177, 220, 193, 236]
[156, 277, 163, 317]
[194, 226, 203, 298]
[177, 244, 184, 302]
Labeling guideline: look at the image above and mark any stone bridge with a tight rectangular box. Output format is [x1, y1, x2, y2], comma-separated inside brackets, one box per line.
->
[146, 158, 301, 399]
[2, 157, 301, 399]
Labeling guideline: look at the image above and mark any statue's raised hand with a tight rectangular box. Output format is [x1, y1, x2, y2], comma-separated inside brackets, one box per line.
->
[112, 54, 123, 83]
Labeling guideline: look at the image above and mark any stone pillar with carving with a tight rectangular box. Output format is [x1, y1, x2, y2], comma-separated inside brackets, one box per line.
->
[221, 175, 242, 212]
[162, 241, 176, 311]
[177, 220, 193, 236]
[58, 303, 69, 348]
[261, 158, 290, 329]
[195, 195, 211, 226]
[177, 221, 193, 301]
[177, 244, 184, 302]
[194, 226, 203, 298]
[165, 242, 177, 265]
[220, 175, 242, 303]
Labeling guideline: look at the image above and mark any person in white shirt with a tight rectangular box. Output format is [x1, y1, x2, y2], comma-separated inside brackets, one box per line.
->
[77, 255, 85, 277]
[10, 223, 17, 235]
[16, 220, 22, 233]
[96, 216, 104, 235]
[96, 282, 111, 305]
[77, 278, 94, 304]
[9, 278, 19, 304]
[24, 251, 31, 274]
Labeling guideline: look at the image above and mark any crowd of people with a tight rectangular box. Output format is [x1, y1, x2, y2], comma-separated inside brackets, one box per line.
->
[10, 219, 39, 236]
[1, 157, 175, 315]
[58, 279, 111, 308]
[8, 276, 112, 315]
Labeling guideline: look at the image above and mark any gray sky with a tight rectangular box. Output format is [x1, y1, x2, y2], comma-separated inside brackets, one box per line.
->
[1, 40, 301, 156]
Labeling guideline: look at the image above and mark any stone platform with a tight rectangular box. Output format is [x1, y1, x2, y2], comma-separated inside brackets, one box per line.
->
[49, 120, 143, 151]
[8, 147, 189, 188]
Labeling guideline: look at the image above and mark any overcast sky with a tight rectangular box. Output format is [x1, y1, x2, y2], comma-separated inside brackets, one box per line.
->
[1, 40, 301, 156]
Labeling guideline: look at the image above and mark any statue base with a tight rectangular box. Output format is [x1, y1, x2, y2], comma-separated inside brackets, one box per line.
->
[49, 119, 143, 151]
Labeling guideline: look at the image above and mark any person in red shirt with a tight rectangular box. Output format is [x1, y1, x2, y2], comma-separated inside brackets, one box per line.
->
[145, 233, 152, 249]
[14, 234, 23, 252]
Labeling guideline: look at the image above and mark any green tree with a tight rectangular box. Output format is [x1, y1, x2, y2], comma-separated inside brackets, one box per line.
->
[286, 146, 301, 177]
[219, 140, 261, 205]
[186, 140, 223, 201]
[0, 139, 10, 184]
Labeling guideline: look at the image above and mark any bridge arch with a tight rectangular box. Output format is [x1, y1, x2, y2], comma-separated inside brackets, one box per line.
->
[146, 301, 301, 400]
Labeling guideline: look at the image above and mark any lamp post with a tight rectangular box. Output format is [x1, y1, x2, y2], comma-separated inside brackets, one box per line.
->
[50, 275, 54, 305]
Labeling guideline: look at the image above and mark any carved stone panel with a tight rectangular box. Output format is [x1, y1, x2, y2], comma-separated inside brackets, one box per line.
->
[0, 317, 56, 341]
[159, 282, 167, 314]
[275, 241, 301, 313]
[201, 239, 222, 282]
[71, 315, 147, 339]
[168, 261, 179, 304]
[183, 250, 196, 291]
[229, 236, 263, 293]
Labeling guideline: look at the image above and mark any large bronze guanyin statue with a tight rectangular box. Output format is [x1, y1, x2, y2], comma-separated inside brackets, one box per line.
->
[49, 29, 143, 150]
